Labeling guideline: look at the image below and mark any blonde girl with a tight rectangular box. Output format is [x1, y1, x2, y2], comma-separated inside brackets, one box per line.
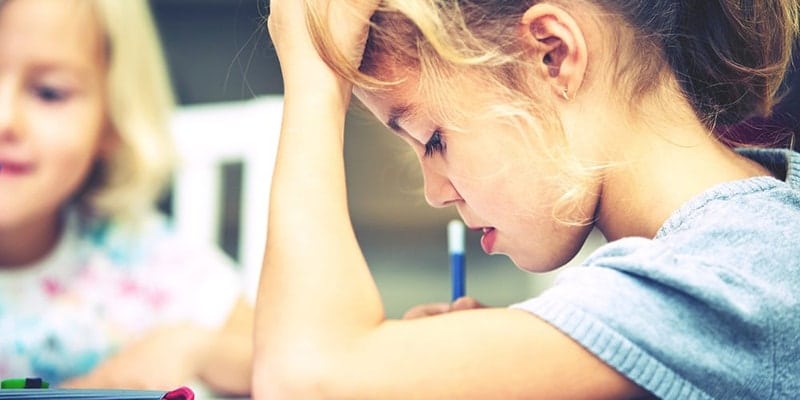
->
[258, 0, 799, 398]
[0, 0, 252, 394]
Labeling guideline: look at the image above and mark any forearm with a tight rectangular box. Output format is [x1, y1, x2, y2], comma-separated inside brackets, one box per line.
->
[254, 69, 385, 392]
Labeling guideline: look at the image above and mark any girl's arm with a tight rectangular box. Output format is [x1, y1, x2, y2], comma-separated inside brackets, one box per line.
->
[255, 1, 649, 398]
[60, 297, 253, 395]
[197, 297, 253, 396]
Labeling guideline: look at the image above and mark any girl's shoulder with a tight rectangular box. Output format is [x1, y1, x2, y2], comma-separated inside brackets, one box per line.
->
[736, 147, 800, 189]
[656, 148, 800, 239]
[514, 151, 800, 397]
[514, 172, 800, 399]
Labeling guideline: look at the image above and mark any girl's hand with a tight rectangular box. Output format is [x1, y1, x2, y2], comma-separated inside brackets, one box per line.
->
[267, 0, 379, 82]
[60, 324, 212, 391]
[402, 296, 487, 319]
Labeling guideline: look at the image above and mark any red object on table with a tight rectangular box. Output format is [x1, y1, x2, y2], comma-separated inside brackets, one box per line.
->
[163, 386, 195, 400]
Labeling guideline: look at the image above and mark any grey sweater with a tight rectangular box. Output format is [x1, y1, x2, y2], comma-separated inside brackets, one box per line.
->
[513, 148, 800, 399]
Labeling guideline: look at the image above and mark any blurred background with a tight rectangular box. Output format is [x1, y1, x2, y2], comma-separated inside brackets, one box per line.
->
[150, 0, 599, 318]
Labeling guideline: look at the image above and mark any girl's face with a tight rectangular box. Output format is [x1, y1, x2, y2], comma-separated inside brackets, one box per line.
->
[354, 74, 597, 272]
[0, 0, 108, 233]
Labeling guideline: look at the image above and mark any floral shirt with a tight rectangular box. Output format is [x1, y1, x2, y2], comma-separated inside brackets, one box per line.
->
[0, 209, 242, 385]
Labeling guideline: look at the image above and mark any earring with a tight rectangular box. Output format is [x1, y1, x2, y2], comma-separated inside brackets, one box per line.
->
[561, 87, 570, 101]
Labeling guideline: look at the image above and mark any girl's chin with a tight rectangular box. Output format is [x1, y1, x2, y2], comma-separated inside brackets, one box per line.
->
[509, 252, 565, 274]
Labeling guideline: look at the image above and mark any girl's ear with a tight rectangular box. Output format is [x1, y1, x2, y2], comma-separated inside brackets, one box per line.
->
[519, 3, 588, 101]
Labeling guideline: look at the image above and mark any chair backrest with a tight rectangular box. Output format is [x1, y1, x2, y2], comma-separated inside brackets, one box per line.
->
[170, 95, 283, 301]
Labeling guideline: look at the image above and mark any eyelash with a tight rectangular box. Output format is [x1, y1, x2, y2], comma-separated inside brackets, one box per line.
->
[33, 85, 70, 103]
[424, 129, 446, 157]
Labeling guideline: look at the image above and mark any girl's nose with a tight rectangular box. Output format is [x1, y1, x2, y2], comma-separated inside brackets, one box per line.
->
[0, 87, 21, 142]
[422, 168, 461, 208]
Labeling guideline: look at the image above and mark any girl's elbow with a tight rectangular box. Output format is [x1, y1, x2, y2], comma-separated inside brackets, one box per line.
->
[251, 347, 337, 400]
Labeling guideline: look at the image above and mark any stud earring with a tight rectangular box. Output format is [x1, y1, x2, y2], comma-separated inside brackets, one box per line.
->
[561, 87, 570, 101]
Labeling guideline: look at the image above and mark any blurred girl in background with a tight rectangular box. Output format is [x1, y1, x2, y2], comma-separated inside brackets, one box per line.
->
[0, 0, 252, 395]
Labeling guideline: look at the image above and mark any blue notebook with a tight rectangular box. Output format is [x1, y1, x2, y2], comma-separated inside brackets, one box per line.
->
[0, 386, 194, 399]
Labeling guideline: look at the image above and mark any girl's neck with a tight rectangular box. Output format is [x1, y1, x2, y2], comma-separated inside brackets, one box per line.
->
[588, 93, 774, 242]
[0, 211, 64, 268]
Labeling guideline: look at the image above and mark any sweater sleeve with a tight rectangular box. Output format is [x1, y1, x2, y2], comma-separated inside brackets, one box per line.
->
[513, 239, 748, 399]
[514, 166, 800, 400]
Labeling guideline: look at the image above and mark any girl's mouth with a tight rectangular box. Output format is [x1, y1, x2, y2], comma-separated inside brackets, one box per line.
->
[0, 161, 33, 176]
[480, 227, 496, 254]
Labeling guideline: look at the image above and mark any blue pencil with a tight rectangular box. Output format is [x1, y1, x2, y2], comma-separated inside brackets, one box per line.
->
[448, 219, 466, 301]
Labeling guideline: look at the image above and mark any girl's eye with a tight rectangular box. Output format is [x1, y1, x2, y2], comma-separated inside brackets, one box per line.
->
[33, 85, 70, 103]
[424, 129, 446, 157]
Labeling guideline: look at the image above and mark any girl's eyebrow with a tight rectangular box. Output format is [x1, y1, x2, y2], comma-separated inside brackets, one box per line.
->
[386, 104, 416, 134]
[28, 63, 91, 83]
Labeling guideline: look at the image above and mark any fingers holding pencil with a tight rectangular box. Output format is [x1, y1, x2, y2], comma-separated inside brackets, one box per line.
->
[402, 296, 486, 320]
[401, 219, 485, 320]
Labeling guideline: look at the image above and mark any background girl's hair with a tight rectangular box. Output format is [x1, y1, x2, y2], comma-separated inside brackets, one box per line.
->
[83, 0, 176, 222]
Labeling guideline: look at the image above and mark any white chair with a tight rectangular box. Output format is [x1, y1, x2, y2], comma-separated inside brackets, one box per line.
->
[170, 95, 283, 302]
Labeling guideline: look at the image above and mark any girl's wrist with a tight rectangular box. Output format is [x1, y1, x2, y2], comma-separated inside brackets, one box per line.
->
[170, 324, 216, 377]
[282, 68, 353, 112]
[282, 57, 352, 91]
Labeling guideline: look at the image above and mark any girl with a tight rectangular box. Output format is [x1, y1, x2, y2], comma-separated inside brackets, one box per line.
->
[0, 0, 252, 395]
[258, 0, 799, 399]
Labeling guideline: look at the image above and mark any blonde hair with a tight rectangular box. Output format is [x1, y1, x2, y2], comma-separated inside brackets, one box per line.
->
[309, 0, 603, 224]
[81, 0, 176, 222]
[307, 0, 799, 224]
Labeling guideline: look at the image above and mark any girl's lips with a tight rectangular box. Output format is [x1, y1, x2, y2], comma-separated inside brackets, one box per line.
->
[0, 161, 33, 175]
[480, 227, 496, 254]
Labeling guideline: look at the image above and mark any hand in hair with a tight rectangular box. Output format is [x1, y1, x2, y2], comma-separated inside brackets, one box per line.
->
[267, 0, 379, 79]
